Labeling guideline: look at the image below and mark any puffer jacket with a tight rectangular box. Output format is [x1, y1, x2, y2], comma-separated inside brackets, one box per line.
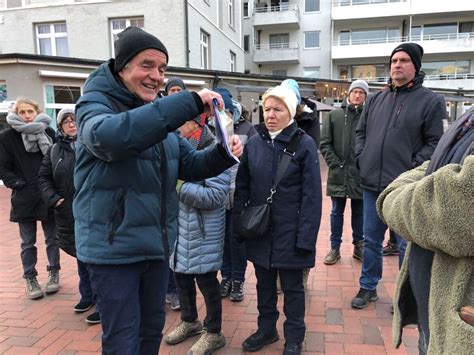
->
[38, 134, 76, 256]
[234, 122, 322, 269]
[355, 72, 444, 192]
[73, 59, 236, 265]
[171, 169, 231, 274]
[320, 104, 363, 199]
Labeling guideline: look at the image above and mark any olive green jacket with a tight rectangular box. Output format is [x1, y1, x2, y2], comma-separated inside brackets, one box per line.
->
[320, 105, 362, 199]
[377, 157, 474, 354]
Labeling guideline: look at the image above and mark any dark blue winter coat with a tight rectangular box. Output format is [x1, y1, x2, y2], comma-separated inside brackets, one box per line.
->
[234, 122, 322, 269]
[73, 60, 235, 265]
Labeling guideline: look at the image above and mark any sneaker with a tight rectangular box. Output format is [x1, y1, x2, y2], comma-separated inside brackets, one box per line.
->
[164, 320, 203, 345]
[351, 288, 378, 309]
[85, 311, 101, 324]
[187, 330, 225, 355]
[45, 270, 59, 294]
[229, 280, 244, 302]
[353, 241, 363, 262]
[74, 301, 94, 313]
[169, 291, 181, 310]
[242, 330, 279, 352]
[324, 249, 341, 265]
[25, 277, 44, 300]
[284, 342, 302, 354]
[383, 241, 399, 256]
[220, 278, 231, 298]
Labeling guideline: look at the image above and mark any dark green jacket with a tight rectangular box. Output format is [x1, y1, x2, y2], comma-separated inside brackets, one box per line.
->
[320, 104, 362, 199]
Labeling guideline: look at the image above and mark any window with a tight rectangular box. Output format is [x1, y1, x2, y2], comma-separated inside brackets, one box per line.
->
[305, 0, 320, 12]
[303, 67, 320, 78]
[351, 64, 387, 82]
[35, 22, 69, 56]
[346, 27, 400, 45]
[304, 31, 320, 48]
[269, 33, 290, 48]
[44, 85, 81, 130]
[200, 30, 210, 69]
[423, 60, 471, 78]
[243, 1, 249, 17]
[272, 69, 287, 77]
[423, 23, 457, 39]
[230, 51, 236, 72]
[339, 31, 350, 45]
[6, 0, 22, 8]
[228, 0, 235, 27]
[110, 17, 145, 56]
[244, 35, 250, 52]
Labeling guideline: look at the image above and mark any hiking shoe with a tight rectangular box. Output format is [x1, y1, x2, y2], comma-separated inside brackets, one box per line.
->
[169, 291, 181, 310]
[45, 270, 59, 294]
[324, 249, 341, 265]
[383, 241, 399, 256]
[74, 301, 94, 313]
[220, 278, 231, 298]
[85, 311, 101, 324]
[187, 331, 225, 355]
[242, 330, 279, 352]
[353, 241, 363, 262]
[229, 280, 244, 302]
[26, 277, 44, 300]
[164, 320, 203, 345]
[284, 342, 302, 354]
[351, 288, 378, 309]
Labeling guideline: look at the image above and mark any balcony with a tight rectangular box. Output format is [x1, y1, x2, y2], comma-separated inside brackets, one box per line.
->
[332, 32, 474, 59]
[253, 43, 300, 64]
[252, 4, 300, 29]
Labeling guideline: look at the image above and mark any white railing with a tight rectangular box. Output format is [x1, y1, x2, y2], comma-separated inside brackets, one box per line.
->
[411, 32, 474, 41]
[333, 32, 474, 46]
[254, 4, 298, 13]
[254, 42, 299, 50]
[348, 73, 474, 82]
[332, 0, 406, 6]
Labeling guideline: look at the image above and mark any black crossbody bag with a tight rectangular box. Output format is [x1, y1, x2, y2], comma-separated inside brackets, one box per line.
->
[238, 133, 302, 240]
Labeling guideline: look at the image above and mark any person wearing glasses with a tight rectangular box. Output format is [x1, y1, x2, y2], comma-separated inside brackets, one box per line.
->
[38, 109, 100, 324]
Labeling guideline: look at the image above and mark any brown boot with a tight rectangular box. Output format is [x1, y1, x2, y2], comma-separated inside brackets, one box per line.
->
[353, 241, 363, 262]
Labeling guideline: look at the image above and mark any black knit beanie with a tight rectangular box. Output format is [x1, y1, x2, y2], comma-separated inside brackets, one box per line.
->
[165, 77, 186, 94]
[390, 43, 424, 73]
[114, 27, 169, 73]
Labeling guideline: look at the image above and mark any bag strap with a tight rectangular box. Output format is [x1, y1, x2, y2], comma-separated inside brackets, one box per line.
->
[267, 132, 302, 203]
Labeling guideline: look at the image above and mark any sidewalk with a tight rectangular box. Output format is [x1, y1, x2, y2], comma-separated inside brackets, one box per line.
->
[0, 161, 418, 354]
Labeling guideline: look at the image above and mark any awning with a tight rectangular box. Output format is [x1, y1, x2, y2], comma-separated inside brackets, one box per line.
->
[442, 94, 474, 103]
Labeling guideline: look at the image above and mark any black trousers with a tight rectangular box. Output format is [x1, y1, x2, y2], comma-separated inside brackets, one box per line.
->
[253, 263, 306, 343]
[174, 271, 222, 333]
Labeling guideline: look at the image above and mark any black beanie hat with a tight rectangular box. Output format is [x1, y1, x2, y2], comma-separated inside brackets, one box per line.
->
[114, 27, 169, 73]
[165, 77, 186, 94]
[390, 43, 424, 73]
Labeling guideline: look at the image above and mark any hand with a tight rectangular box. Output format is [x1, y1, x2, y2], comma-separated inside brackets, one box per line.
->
[197, 89, 224, 117]
[230, 135, 243, 158]
[54, 198, 65, 208]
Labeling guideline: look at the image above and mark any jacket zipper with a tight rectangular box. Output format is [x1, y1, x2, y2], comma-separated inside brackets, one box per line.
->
[158, 142, 170, 259]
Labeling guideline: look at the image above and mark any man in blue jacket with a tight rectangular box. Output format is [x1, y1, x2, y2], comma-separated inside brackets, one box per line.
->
[73, 26, 242, 354]
[351, 43, 444, 309]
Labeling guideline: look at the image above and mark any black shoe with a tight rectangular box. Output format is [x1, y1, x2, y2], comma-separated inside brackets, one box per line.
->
[74, 301, 94, 313]
[352, 241, 363, 262]
[229, 280, 244, 302]
[284, 342, 302, 354]
[220, 278, 231, 298]
[85, 312, 101, 325]
[383, 241, 399, 256]
[242, 330, 279, 352]
[351, 288, 378, 309]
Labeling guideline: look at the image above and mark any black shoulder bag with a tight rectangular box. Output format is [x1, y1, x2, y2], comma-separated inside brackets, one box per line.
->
[238, 133, 302, 240]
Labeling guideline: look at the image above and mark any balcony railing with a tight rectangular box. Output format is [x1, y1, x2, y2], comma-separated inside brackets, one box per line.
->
[255, 42, 299, 50]
[411, 32, 474, 41]
[332, 0, 406, 6]
[334, 36, 407, 46]
[333, 32, 474, 46]
[254, 4, 298, 13]
[348, 73, 474, 83]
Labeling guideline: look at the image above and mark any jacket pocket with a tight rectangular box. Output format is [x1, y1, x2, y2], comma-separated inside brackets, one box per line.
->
[107, 190, 126, 245]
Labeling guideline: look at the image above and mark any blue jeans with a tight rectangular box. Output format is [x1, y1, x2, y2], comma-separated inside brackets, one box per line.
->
[77, 259, 99, 312]
[359, 190, 407, 291]
[329, 197, 363, 250]
[87, 260, 168, 355]
[167, 268, 177, 293]
[221, 209, 247, 282]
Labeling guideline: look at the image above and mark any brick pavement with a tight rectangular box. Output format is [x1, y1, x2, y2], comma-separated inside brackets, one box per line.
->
[0, 161, 418, 354]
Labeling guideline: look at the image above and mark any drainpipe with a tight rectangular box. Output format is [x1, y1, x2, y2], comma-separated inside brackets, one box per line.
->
[184, 0, 190, 68]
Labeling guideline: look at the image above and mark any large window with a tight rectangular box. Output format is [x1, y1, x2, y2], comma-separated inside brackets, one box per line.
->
[340, 27, 400, 45]
[35, 22, 69, 56]
[110, 17, 144, 56]
[423, 60, 471, 78]
[423, 23, 457, 39]
[305, 0, 320, 12]
[339, 64, 388, 82]
[269, 33, 290, 48]
[228, 0, 235, 27]
[230, 51, 236, 72]
[303, 67, 320, 78]
[200, 30, 210, 69]
[272, 69, 287, 77]
[304, 31, 320, 48]
[44, 85, 81, 130]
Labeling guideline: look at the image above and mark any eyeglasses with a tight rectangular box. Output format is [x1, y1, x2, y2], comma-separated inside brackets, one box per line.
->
[61, 119, 76, 126]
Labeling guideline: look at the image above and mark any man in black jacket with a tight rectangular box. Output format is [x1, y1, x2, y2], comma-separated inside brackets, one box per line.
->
[351, 43, 445, 309]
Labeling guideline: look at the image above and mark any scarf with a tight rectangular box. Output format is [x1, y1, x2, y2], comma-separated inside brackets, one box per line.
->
[269, 118, 295, 140]
[7, 112, 53, 155]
